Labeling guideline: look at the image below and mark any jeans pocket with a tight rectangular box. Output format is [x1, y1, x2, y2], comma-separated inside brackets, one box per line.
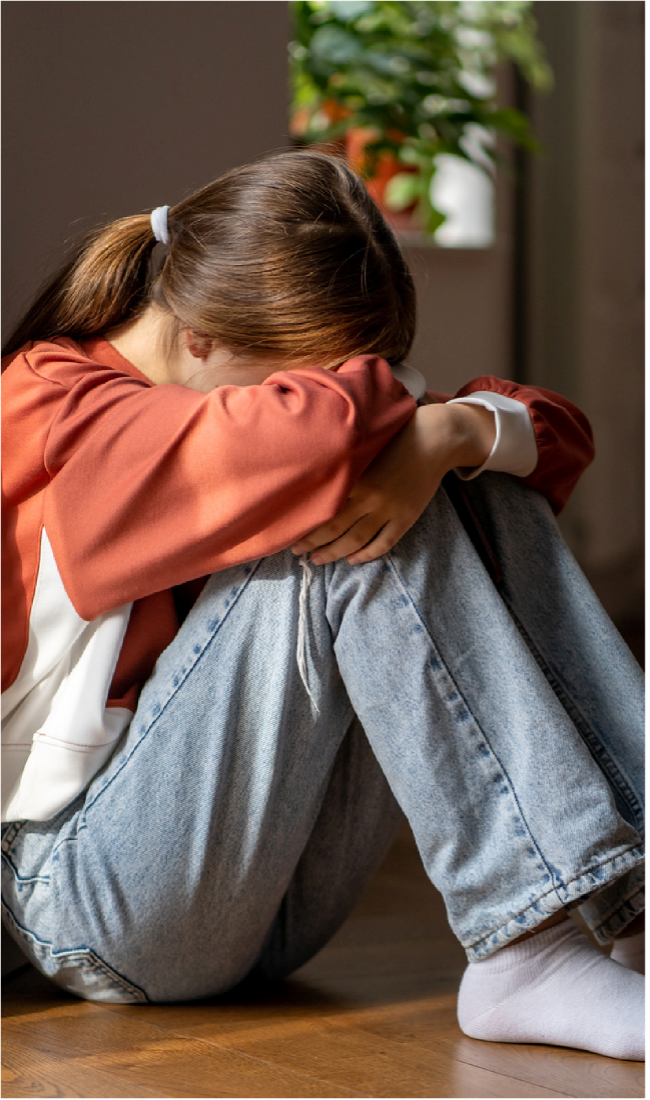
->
[1, 903, 148, 1004]
[44, 947, 148, 1004]
[11, 919, 146, 1007]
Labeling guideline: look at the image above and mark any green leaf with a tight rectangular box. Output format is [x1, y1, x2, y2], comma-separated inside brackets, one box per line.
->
[424, 204, 446, 235]
[384, 171, 424, 210]
[310, 25, 362, 64]
[330, 0, 376, 20]
[290, 0, 552, 238]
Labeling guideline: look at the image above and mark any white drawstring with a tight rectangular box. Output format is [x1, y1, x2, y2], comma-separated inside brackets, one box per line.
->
[297, 555, 320, 713]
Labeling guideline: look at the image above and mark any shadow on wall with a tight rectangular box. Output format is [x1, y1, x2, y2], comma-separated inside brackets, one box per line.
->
[525, 1, 644, 632]
[1, 2, 291, 343]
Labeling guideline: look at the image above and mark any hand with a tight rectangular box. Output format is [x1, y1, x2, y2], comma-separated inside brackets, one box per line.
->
[291, 401, 496, 565]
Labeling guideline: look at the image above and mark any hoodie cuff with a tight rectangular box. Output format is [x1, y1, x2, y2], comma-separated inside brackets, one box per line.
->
[447, 392, 538, 480]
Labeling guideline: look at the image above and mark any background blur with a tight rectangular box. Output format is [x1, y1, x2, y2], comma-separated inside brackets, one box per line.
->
[2, 2, 643, 639]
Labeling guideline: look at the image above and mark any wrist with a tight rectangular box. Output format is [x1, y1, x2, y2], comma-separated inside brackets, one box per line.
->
[444, 402, 496, 472]
[416, 402, 496, 474]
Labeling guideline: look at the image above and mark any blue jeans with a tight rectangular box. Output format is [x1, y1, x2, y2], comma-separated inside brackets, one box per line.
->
[2, 476, 644, 1003]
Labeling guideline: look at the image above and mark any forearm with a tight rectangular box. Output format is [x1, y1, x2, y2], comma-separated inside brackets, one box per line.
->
[415, 401, 496, 478]
[33, 348, 416, 616]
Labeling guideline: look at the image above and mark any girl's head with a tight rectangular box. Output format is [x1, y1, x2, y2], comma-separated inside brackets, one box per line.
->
[3, 150, 416, 370]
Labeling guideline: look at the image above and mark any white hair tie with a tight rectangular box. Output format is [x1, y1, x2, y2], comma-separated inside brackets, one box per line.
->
[150, 205, 171, 245]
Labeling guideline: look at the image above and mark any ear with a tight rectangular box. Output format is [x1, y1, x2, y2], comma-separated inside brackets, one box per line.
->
[184, 330, 214, 360]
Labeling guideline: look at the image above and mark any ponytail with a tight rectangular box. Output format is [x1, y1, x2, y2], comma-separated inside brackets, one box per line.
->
[2, 214, 156, 358]
[4, 151, 417, 370]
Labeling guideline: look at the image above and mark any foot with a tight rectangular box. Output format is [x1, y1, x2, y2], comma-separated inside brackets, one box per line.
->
[457, 919, 644, 1060]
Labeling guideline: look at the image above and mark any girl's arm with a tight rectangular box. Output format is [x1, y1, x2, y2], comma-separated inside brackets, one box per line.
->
[291, 378, 595, 565]
[4, 342, 415, 621]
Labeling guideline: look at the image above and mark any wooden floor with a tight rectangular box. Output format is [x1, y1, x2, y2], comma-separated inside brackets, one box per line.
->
[2, 824, 644, 1099]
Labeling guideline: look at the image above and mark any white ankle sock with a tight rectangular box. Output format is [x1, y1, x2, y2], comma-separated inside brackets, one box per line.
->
[610, 930, 645, 974]
[457, 919, 645, 1060]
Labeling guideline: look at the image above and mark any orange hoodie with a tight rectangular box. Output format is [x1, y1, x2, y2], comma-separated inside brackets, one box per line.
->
[1, 336, 593, 820]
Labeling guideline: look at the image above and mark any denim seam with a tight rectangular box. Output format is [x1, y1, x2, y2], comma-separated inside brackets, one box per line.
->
[1, 858, 50, 885]
[2, 822, 52, 884]
[466, 842, 644, 953]
[76, 561, 262, 821]
[459, 477, 643, 833]
[1, 899, 149, 1002]
[385, 551, 564, 897]
[504, 597, 644, 836]
[489, 847, 642, 933]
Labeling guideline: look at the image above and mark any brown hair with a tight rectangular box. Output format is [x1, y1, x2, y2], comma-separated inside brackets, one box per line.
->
[2, 151, 416, 368]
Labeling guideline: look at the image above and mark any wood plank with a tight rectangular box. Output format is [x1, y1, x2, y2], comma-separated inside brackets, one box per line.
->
[280, 935, 638, 1094]
[295, 963, 643, 1100]
[87, 933, 644, 1100]
[2, 1035, 162, 1099]
[80, 1036, 365, 1099]
[2, 1004, 364, 1099]
[452, 1038, 645, 1100]
[295, 931, 467, 981]
[103, 999, 567, 1098]
[302, 1001, 644, 1099]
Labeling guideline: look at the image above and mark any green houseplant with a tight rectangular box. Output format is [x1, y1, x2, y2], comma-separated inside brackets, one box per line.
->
[290, 0, 551, 236]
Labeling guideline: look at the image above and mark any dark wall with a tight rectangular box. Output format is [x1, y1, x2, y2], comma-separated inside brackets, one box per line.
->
[2, 1, 515, 395]
[2, 1, 290, 340]
[526, 1, 644, 623]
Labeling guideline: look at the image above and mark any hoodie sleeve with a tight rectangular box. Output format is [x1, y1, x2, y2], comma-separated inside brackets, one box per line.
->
[38, 354, 415, 619]
[428, 376, 595, 514]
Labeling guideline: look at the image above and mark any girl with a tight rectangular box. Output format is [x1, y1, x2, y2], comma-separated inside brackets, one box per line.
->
[2, 151, 644, 1060]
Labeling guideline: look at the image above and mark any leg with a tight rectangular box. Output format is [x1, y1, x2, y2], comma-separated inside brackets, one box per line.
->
[2, 480, 643, 1029]
[265, 478, 645, 1057]
[252, 717, 402, 981]
[321, 484, 643, 959]
[426, 475, 645, 1057]
[260, 481, 646, 990]
[459, 473, 644, 942]
[1, 558, 399, 1004]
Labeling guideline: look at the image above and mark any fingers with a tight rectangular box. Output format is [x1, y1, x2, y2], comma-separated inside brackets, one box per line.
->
[291, 507, 360, 557]
[308, 513, 390, 565]
[292, 509, 417, 566]
[316, 514, 415, 565]
[346, 519, 404, 563]
[290, 462, 442, 566]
